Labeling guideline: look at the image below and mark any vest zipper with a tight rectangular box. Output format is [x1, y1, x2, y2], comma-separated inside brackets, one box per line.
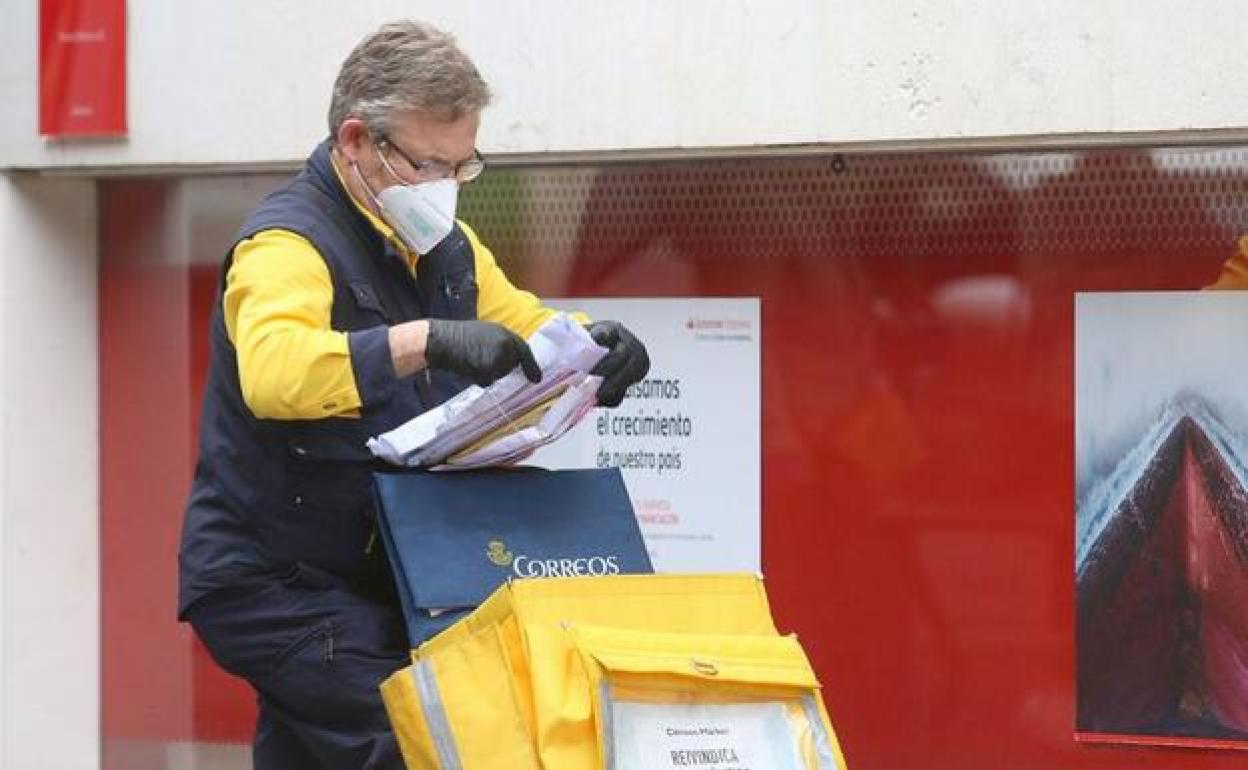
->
[415, 367, 435, 404]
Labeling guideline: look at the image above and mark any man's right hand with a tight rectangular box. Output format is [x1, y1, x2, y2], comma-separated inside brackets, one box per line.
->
[425, 319, 542, 386]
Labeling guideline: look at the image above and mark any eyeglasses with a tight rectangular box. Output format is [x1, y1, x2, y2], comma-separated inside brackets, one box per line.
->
[378, 135, 485, 184]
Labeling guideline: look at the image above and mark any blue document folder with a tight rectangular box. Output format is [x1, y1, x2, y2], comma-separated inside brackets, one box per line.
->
[372, 466, 653, 643]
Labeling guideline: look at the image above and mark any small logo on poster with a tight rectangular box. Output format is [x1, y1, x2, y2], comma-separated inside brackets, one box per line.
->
[685, 317, 754, 341]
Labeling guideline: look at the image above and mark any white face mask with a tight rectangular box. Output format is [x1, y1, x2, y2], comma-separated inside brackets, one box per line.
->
[376, 178, 458, 255]
[353, 148, 459, 254]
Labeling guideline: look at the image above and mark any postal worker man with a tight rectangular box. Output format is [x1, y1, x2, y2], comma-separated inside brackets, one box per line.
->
[178, 20, 649, 769]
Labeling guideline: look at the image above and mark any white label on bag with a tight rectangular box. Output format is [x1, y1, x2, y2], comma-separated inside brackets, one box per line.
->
[610, 701, 804, 770]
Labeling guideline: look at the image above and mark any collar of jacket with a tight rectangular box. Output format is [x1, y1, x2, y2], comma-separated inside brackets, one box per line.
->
[306, 138, 415, 270]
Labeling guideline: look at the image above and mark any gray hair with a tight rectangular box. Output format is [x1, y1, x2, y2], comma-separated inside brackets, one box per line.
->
[327, 20, 492, 138]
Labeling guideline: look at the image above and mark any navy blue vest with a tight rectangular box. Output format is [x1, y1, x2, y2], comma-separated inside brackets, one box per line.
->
[179, 140, 475, 615]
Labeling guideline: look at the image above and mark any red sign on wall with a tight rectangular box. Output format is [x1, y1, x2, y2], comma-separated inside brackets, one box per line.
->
[39, 0, 126, 137]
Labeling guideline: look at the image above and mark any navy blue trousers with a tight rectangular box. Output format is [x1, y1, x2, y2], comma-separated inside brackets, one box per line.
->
[187, 564, 409, 770]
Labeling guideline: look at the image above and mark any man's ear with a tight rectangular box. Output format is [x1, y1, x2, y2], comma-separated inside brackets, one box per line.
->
[335, 117, 369, 164]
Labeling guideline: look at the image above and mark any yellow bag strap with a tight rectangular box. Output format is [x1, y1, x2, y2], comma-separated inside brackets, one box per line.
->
[411, 657, 465, 770]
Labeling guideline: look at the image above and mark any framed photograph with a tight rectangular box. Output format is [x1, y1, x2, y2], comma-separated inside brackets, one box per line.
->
[1076, 291, 1248, 749]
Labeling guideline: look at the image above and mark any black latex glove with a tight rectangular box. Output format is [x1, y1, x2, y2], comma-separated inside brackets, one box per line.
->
[425, 319, 542, 387]
[587, 320, 650, 407]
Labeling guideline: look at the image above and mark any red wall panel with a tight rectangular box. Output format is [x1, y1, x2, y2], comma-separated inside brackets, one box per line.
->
[99, 181, 255, 764]
[99, 181, 194, 745]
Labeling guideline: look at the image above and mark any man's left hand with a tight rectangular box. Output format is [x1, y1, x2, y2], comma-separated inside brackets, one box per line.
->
[586, 320, 650, 407]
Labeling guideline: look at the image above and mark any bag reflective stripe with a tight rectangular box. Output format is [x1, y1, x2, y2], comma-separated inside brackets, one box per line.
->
[413, 659, 463, 770]
[380, 654, 439, 770]
[802, 694, 842, 770]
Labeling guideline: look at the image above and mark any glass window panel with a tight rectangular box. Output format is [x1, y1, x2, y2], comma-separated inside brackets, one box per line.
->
[100, 146, 1248, 769]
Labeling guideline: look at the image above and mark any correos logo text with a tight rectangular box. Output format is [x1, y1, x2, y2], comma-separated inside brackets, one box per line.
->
[510, 554, 622, 578]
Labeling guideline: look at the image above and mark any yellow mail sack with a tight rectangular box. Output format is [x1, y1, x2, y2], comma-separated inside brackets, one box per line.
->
[380, 573, 848, 770]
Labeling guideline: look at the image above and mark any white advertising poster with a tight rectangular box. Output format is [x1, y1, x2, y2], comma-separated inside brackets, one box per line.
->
[532, 297, 761, 573]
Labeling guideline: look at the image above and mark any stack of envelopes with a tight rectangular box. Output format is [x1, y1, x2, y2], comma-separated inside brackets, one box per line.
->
[368, 314, 607, 469]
